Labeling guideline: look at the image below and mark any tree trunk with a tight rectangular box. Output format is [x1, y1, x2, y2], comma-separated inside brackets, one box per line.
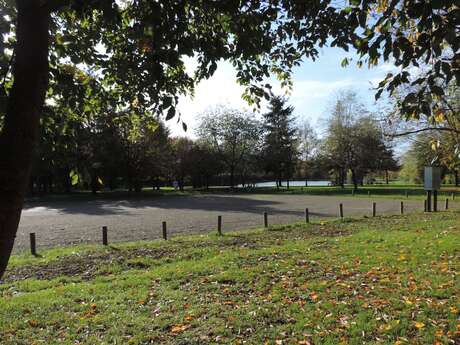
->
[351, 169, 358, 191]
[455, 170, 458, 187]
[0, 2, 50, 280]
[385, 170, 389, 184]
[229, 166, 235, 189]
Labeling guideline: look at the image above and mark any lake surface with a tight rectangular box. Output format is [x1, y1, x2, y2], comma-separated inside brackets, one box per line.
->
[241, 180, 332, 187]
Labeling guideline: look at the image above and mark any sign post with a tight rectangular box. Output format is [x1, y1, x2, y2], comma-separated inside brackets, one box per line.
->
[424, 167, 441, 212]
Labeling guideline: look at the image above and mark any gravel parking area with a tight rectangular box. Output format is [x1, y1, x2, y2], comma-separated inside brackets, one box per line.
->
[16, 193, 426, 251]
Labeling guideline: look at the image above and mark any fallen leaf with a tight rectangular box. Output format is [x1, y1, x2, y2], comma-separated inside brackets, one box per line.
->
[170, 324, 190, 334]
[414, 322, 425, 329]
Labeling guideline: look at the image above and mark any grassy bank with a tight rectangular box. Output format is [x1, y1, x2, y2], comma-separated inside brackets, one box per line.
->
[1, 212, 459, 344]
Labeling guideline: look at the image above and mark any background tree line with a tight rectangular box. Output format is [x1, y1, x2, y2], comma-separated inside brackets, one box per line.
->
[29, 91, 398, 194]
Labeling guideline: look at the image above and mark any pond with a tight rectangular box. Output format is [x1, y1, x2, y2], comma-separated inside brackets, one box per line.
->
[241, 180, 332, 187]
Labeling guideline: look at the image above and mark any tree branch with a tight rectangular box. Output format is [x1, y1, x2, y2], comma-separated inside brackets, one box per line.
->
[385, 127, 460, 137]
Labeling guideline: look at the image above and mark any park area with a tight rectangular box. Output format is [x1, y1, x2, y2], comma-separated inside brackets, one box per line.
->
[1, 1, 459, 345]
[1, 206, 459, 344]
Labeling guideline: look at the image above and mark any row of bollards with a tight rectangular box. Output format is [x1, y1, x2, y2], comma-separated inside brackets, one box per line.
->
[27, 197, 454, 255]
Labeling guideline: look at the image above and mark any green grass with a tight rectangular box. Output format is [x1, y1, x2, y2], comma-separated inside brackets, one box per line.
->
[1, 213, 459, 344]
[216, 184, 460, 200]
[25, 184, 460, 205]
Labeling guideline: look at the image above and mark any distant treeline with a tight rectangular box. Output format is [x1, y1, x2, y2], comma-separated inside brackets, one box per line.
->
[29, 92, 398, 195]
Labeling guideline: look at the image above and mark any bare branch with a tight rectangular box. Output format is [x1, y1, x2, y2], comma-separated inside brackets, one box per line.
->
[385, 127, 460, 138]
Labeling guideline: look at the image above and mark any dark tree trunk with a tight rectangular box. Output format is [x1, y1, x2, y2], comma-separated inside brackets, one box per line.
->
[230, 166, 235, 189]
[385, 170, 389, 184]
[0, 2, 50, 280]
[455, 170, 458, 187]
[351, 169, 358, 191]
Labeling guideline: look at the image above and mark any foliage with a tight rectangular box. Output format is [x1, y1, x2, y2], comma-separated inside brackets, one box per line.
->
[322, 91, 398, 189]
[261, 95, 299, 187]
[196, 106, 261, 188]
[344, 0, 460, 122]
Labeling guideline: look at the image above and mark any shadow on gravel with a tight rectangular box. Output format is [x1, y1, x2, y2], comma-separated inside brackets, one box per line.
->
[22, 195, 331, 217]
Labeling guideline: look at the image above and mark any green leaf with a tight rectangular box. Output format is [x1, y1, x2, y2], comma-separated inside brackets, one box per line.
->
[69, 170, 79, 186]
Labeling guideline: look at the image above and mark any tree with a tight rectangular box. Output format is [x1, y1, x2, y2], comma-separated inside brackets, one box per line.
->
[323, 91, 397, 190]
[197, 106, 261, 189]
[297, 119, 318, 186]
[188, 141, 222, 189]
[170, 137, 194, 191]
[262, 95, 298, 188]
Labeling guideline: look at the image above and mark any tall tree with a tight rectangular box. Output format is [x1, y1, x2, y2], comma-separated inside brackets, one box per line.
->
[323, 91, 397, 190]
[262, 95, 298, 188]
[197, 106, 261, 189]
[297, 119, 318, 186]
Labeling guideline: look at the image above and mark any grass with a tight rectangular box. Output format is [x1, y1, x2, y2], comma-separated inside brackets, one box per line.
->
[25, 184, 460, 205]
[1, 212, 459, 344]
[214, 184, 460, 200]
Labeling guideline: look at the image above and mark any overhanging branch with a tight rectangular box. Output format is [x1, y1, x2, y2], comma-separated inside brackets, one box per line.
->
[385, 127, 460, 138]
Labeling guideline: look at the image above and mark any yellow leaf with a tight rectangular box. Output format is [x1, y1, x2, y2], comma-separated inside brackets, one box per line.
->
[449, 306, 458, 314]
[414, 321, 425, 329]
[170, 324, 189, 334]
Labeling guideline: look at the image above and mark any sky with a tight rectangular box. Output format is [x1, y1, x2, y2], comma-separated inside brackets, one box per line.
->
[168, 46, 397, 139]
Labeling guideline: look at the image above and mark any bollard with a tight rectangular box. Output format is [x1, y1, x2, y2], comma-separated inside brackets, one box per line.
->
[305, 208, 310, 223]
[263, 211, 268, 228]
[339, 203, 344, 218]
[400, 201, 404, 215]
[424, 200, 427, 212]
[217, 215, 222, 235]
[162, 221, 167, 240]
[30, 233, 37, 256]
[372, 202, 376, 217]
[102, 226, 108, 246]
[433, 190, 438, 212]
[445, 198, 449, 210]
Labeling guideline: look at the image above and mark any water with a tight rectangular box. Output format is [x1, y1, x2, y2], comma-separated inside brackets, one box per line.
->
[242, 180, 332, 188]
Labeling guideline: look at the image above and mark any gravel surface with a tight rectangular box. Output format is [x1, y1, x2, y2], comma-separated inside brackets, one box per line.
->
[16, 193, 426, 252]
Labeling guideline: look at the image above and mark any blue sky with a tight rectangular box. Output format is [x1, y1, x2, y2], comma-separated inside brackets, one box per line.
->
[169, 46, 396, 138]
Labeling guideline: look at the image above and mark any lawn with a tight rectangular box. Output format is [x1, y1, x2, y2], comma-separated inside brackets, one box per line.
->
[1, 212, 459, 344]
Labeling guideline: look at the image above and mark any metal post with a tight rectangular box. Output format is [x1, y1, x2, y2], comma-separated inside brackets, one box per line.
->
[217, 215, 222, 235]
[433, 190, 438, 212]
[372, 202, 376, 217]
[426, 191, 432, 212]
[339, 203, 344, 218]
[102, 226, 108, 245]
[400, 201, 404, 215]
[263, 212, 268, 228]
[424, 199, 427, 212]
[445, 198, 449, 210]
[30, 233, 36, 256]
[162, 221, 167, 240]
[305, 208, 309, 223]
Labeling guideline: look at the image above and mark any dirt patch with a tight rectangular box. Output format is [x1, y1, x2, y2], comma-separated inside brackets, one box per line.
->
[3, 223, 353, 283]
